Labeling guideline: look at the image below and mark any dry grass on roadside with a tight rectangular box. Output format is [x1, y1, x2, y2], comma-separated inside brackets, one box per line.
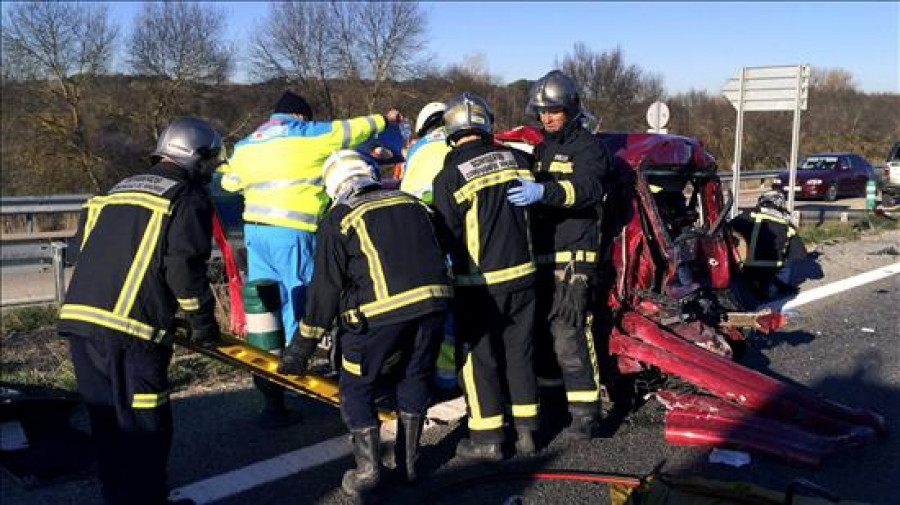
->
[1, 306, 246, 395]
[798, 215, 899, 246]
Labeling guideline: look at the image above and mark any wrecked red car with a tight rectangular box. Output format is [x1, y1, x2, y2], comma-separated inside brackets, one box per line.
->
[497, 127, 887, 466]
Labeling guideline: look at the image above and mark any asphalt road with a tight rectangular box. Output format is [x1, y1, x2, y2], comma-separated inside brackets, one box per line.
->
[265, 276, 897, 505]
[4, 266, 898, 505]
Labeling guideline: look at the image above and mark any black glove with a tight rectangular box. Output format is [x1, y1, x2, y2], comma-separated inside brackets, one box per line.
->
[189, 315, 220, 347]
[278, 337, 319, 376]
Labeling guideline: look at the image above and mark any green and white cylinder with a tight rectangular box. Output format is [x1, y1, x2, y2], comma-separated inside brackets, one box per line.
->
[243, 279, 284, 352]
[866, 180, 877, 210]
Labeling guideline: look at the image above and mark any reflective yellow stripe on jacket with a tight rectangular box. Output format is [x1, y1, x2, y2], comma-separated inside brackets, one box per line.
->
[454, 171, 537, 288]
[342, 285, 453, 321]
[82, 193, 172, 246]
[64, 194, 172, 340]
[60, 304, 165, 342]
[339, 196, 452, 320]
[453, 169, 534, 204]
[745, 212, 793, 267]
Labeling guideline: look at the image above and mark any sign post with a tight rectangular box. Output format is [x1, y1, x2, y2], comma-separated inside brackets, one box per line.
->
[730, 69, 746, 219]
[723, 64, 810, 215]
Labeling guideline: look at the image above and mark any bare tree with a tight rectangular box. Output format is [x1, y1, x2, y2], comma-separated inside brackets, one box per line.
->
[331, 1, 427, 111]
[127, 1, 233, 138]
[249, 2, 338, 117]
[558, 44, 664, 130]
[803, 67, 866, 153]
[2, 1, 118, 191]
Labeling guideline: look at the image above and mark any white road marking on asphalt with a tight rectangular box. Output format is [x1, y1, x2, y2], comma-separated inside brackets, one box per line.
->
[169, 395, 467, 504]
[764, 261, 900, 311]
[169, 434, 352, 504]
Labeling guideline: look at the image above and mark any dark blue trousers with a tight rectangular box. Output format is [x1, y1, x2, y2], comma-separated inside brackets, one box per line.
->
[339, 312, 445, 430]
[68, 333, 173, 505]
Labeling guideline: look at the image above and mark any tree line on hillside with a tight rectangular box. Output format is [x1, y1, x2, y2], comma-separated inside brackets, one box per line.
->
[2, 1, 898, 195]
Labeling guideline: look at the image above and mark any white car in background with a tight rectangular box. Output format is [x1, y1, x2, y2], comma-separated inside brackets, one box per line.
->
[882, 142, 900, 206]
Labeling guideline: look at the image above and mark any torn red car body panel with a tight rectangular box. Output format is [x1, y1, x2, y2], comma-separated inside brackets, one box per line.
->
[659, 391, 876, 467]
[617, 312, 886, 435]
[591, 131, 887, 466]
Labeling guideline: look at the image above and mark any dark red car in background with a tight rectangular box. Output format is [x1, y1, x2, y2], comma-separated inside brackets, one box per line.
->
[771, 152, 875, 201]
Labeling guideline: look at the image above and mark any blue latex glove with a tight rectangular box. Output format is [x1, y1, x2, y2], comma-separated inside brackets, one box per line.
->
[507, 178, 544, 206]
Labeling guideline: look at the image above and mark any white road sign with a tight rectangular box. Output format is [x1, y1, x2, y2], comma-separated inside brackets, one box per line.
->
[723, 65, 810, 111]
[725, 64, 811, 215]
[646, 101, 670, 133]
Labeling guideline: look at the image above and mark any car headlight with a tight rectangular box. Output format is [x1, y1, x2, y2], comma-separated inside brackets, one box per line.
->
[806, 179, 823, 185]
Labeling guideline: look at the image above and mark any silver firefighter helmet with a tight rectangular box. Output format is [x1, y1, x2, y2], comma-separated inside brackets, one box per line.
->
[443, 92, 493, 144]
[151, 117, 223, 178]
[758, 190, 787, 211]
[526, 70, 581, 117]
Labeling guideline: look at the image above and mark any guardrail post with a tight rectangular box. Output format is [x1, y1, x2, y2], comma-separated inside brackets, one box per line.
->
[51, 241, 67, 303]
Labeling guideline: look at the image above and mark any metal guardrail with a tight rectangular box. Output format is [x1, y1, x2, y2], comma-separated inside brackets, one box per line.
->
[718, 169, 782, 181]
[1, 240, 68, 307]
[1, 194, 89, 234]
[0, 194, 91, 213]
[0, 173, 784, 215]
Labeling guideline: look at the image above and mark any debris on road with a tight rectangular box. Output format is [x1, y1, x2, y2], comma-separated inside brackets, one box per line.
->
[867, 246, 899, 256]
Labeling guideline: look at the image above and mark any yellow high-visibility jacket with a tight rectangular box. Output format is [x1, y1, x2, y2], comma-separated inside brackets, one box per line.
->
[399, 128, 450, 205]
[222, 113, 386, 232]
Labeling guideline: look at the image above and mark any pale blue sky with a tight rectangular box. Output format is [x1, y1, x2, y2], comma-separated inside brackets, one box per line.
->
[7, 1, 899, 94]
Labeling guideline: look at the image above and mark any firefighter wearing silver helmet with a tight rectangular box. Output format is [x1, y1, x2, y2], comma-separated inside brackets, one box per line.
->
[279, 149, 450, 497]
[508, 70, 612, 440]
[432, 92, 541, 461]
[59, 117, 223, 505]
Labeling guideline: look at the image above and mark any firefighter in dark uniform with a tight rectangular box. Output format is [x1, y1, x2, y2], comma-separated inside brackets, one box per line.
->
[278, 150, 451, 499]
[58, 117, 224, 505]
[730, 190, 807, 298]
[432, 92, 540, 461]
[506, 70, 611, 439]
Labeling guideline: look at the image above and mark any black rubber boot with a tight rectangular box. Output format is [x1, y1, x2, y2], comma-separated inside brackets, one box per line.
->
[395, 412, 424, 483]
[565, 414, 599, 441]
[514, 427, 535, 456]
[455, 438, 503, 462]
[342, 427, 382, 500]
[254, 376, 302, 429]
